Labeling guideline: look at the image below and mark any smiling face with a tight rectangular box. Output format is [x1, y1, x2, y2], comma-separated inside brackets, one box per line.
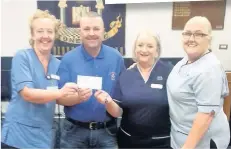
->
[80, 16, 104, 51]
[31, 18, 56, 54]
[182, 17, 212, 62]
[134, 33, 159, 65]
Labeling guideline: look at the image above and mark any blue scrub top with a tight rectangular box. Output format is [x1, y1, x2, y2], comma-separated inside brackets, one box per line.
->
[112, 60, 173, 137]
[1, 49, 60, 148]
[57, 44, 125, 122]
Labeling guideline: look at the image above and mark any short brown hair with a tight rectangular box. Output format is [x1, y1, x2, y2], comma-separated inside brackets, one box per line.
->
[79, 11, 104, 27]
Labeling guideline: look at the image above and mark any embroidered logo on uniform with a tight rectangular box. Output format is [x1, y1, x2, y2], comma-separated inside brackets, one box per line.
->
[110, 72, 116, 81]
[157, 76, 163, 80]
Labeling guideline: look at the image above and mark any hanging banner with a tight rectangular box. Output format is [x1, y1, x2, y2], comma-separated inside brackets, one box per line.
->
[37, 0, 126, 56]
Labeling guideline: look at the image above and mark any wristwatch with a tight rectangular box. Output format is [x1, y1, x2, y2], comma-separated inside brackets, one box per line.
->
[104, 95, 109, 104]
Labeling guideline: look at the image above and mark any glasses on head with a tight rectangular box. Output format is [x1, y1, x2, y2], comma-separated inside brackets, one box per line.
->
[182, 32, 208, 40]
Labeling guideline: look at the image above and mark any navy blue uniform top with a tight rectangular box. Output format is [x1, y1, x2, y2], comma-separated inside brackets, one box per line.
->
[112, 60, 173, 137]
[57, 44, 125, 122]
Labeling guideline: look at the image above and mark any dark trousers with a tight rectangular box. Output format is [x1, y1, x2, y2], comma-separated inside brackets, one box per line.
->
[117, 128, 171, 149]
[1, 142, 18, 149]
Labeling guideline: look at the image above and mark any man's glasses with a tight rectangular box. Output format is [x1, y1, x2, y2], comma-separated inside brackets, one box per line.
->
[182, 32, 208, 40]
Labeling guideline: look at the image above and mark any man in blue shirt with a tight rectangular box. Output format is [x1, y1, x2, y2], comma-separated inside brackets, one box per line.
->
[57, 11, 125, 148]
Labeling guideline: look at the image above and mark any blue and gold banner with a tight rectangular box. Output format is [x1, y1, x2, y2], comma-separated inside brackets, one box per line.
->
[37, 0, 126, 56]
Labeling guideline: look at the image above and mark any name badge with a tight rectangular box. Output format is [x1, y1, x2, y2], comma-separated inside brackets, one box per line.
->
[77, 75, 102, 90]
[151, 84, 163, 89]
[46, 74, 60, 81]
[47, 86, 58, 90]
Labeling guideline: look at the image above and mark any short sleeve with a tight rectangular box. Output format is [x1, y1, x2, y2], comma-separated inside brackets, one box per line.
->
[11, 51, 34, 92]
[111, 78, 123, 106]
[119, 58, 126, 75]
[193, 65, 224, 114]
[221, 66, 229, 98]
[57, 58, 70, 89]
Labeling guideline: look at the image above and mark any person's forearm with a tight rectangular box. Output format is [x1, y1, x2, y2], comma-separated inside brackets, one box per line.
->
[105, 100, 122, 118]
[182, 112, 214, 149]
[21, 88, 62, 104]
[57, 93, 82, 106]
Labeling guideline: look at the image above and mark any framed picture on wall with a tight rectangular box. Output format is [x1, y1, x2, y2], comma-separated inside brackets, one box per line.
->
[172, 0, 226, 30]
[105, 0, 219, 4]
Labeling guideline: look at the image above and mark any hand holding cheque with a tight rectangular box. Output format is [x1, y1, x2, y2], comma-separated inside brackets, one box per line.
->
[59, 83, 79, 98]
[59, 82, 92, 103]
[77, 75, 101, 102]
[94, 90, 112, 105]
[77, 75, 121, 118]
[77, 75, 112, 104]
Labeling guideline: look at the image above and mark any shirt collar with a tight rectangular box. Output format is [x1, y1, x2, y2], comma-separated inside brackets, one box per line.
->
[81, 44, 105, 61]
[184, 49, 212, 65]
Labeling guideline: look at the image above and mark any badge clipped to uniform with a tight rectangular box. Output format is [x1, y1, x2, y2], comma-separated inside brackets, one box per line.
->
[46, 74, 60, 90]
[46, 74, 60, 81]
[151, 84, 163, 89]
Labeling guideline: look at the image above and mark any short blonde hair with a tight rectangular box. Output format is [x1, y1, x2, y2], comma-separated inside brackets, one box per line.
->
[132, 31, 162, 62]
[29, 9, 64, 47]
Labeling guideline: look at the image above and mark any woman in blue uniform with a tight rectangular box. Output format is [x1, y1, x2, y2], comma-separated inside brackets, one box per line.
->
[1, 10, 78, 149]
[94, 31, 173, 148]
[167, 16, 230, 149]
